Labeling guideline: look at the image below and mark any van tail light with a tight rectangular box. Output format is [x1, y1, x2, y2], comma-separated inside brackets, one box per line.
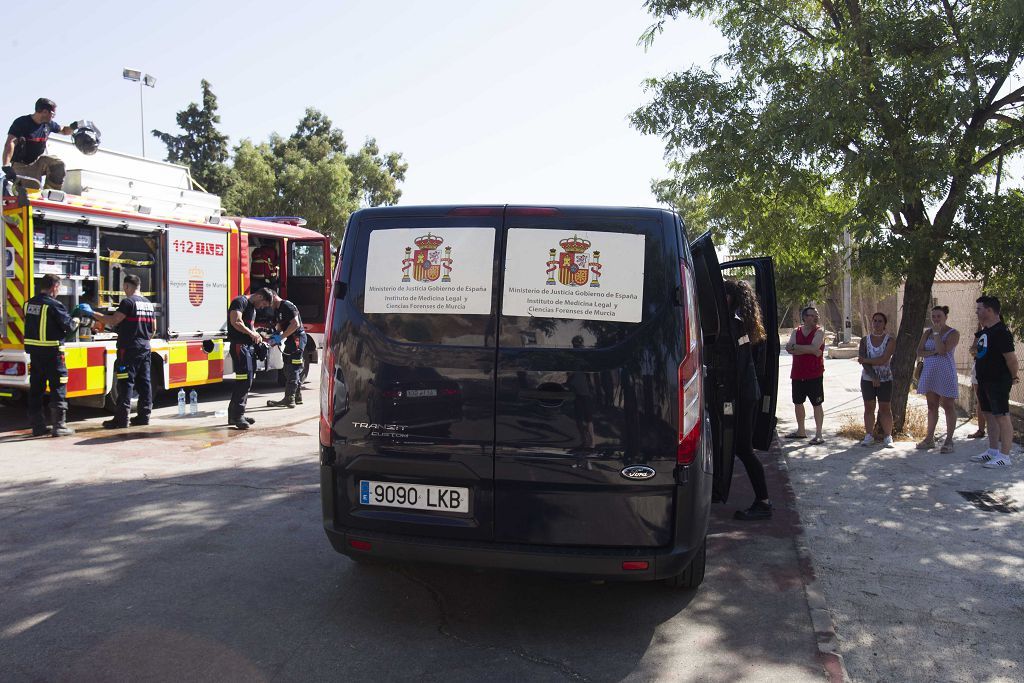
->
[319, 345, 335, 447]
[677, 259, 703, 464]
[320, 257, 341, 447]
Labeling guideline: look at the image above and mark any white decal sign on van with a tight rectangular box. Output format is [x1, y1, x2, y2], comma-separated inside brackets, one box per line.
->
[364, 227, 495, 315]
[167, 225, 229, 335]
[502, 229, 645, 323]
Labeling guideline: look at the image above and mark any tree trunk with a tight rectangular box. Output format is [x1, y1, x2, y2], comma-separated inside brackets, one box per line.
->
[890, 248, 942, 433]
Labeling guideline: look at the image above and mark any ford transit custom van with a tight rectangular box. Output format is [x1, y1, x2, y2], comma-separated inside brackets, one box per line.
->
[319, 206, 778, 588]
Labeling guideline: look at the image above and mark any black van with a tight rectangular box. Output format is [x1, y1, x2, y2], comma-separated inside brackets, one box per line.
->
[319, 206, 778, 588]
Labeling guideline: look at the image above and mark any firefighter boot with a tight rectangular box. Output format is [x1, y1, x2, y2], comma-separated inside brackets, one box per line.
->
[267, 394, 296, 409]
[294, 388, 303, 405]
[51, 407, 75, 437]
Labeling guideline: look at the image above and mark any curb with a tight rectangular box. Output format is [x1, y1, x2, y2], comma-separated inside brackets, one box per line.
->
[774, 442, 850, 683]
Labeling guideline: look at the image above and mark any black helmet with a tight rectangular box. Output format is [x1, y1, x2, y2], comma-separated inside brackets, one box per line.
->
[72, 121, 101, 155]
[253, 342, 269, 362]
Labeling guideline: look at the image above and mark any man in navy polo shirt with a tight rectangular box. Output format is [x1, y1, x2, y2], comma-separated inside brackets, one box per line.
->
[3, 98, 78, 190]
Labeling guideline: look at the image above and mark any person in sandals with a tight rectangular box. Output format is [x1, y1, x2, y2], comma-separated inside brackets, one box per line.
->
[785, 306, 826, 445]
[857, 312, 896, 448]
[915, 305, 959, 453]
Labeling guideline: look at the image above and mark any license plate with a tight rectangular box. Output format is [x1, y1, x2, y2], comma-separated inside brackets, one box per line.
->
[359, 480, 469, 513]
[405, 389, 437, 398]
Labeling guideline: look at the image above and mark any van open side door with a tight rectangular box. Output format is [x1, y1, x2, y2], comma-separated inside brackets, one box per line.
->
[688, 232, 739, 503]
[720, 258, 779, 450]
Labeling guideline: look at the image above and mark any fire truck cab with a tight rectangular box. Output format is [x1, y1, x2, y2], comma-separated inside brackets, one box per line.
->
[1, 138, 331, 407]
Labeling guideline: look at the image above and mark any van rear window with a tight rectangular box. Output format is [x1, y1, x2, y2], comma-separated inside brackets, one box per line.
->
[351, 226, 498, 346]
[498, 217, 671, 349]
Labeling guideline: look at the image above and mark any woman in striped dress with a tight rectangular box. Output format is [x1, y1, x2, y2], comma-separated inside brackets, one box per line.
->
[915, 305, 960, 453]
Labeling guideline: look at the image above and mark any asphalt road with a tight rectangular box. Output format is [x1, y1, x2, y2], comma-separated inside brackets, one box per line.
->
[0, 372, 827, 682]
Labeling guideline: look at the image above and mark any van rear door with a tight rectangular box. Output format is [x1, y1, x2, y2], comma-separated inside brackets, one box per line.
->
[493, 207, 683, 547]
[688, 232, 740, 503]
[329, 209, 501, 541]
[720, 258, 779, 450]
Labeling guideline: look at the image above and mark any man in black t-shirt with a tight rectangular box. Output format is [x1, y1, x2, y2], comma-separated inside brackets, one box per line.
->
[90, 274, 156, 428]
[256, 288, 307, 409]
[225, 289, 272, 429]
[971, 296, 1020, 469]
[3, 98, 78, 190]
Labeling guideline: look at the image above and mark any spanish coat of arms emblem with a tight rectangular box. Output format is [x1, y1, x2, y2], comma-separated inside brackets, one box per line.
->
[545, 235, 602, 287]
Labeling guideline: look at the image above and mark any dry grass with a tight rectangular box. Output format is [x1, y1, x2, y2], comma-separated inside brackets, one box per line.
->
[835, 406, 930, 442]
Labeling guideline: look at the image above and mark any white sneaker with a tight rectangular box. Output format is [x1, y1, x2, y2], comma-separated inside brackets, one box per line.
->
[859, 435, 873, 447]
[983, 455, 1012, 469]
[882, 435, 894, 448]
[970, 449, 997, 463]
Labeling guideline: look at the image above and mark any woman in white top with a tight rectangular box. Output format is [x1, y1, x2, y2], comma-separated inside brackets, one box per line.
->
[857, 312, 896, 447]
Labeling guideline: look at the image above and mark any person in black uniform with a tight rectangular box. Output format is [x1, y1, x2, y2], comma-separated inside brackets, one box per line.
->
[24, 274, 84, 436]
[723, 279, 773, 521]
[3, 98, 79, 190]
[90, 274, 156, 428]
[257, 288, 307, 409]
[226, 289, 272, 429]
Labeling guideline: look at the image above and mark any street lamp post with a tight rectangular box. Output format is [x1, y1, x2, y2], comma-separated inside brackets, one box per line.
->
[122, 68, 156, 157]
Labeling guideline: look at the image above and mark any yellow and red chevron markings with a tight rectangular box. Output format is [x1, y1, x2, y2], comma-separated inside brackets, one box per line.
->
[2, 205, 31, 347]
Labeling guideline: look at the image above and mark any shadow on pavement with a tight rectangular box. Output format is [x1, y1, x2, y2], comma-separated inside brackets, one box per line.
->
[0, 444, 823, 682]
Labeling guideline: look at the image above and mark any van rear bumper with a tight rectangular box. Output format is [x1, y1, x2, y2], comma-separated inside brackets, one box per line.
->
[324, 525, 701, 581]
[322, 449, 710, 582]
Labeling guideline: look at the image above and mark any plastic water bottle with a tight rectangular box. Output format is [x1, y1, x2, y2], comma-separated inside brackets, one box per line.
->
[189, 389, 198, 416]
[177, 388, 186, 417]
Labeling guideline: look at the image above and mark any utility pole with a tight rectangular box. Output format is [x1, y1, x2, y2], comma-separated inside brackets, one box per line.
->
[842, 229, 852, 343]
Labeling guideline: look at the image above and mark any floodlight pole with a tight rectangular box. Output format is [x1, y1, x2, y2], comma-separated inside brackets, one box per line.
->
[123, 68, 155, 157]
[138, 81, 146, 157]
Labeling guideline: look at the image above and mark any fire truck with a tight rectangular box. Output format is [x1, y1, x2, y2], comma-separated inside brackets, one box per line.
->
[1, 138, 331, 408]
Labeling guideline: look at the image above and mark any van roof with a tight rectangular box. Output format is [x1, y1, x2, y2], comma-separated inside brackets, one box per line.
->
[351, 204, 674, 219]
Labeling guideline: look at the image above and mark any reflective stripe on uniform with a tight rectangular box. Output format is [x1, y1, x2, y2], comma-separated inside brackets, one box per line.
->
[116, 373, 129, 379]
[291, 358, 303, 364]
[235, 374, 249, 380]
[25, 302, 60, 346]
[59, 376, 68, 383]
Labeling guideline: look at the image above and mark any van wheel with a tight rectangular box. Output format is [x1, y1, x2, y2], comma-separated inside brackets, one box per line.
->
[665, 536, 706, 590]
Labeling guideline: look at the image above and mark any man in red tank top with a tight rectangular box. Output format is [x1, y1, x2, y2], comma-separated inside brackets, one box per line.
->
[785, 306, 826, 443]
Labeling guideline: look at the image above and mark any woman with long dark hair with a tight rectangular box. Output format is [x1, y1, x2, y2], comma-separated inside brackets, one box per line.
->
[724, 279, 772, 521]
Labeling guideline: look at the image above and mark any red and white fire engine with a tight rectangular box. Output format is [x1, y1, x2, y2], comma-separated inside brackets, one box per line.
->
[1, 138, 331, 407]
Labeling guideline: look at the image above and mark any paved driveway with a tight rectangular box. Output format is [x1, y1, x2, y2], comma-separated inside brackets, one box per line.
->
[1, 373, 826, 682]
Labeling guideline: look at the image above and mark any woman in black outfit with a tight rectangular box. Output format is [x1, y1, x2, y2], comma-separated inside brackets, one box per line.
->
[724, 279, 773, 521]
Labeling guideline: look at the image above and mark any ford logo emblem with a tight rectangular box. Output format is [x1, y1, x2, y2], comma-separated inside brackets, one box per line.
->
[620, 465, 656, 480]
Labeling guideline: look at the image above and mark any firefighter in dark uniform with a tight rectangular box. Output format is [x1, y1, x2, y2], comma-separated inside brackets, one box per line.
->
[90, 274, 156, 428]
[258, 287, 307, 408]
[24, 273, 84, 436]
[225, 289, 271, 429]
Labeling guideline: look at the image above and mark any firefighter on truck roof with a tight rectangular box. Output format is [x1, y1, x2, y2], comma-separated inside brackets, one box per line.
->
[3, 98, 79, 190]
[90, 274, 156, 429]
[24, 273, 87, 437]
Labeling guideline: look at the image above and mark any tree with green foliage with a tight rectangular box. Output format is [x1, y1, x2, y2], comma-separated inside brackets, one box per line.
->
[632, 0, 1024, 431]
[653, 161, 851, 325]
[152, 80, 232, 196]
[952, 187, 1024, 331]
[226, 108, 407, 244]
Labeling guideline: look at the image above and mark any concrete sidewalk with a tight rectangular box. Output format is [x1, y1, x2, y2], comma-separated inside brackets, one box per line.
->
[778, 353, 1023, 682]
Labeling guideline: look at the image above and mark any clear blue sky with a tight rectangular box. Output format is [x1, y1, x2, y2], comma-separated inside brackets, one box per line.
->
[1, 1, 724, 207]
